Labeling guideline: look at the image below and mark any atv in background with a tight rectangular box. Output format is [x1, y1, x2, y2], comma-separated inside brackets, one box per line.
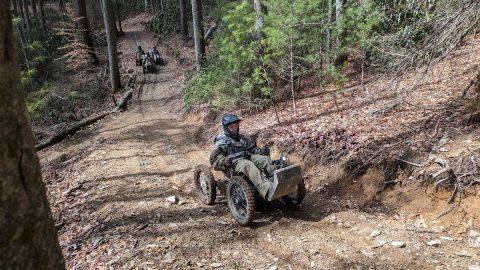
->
[151, 47, 164, 65]
[142, 53, 155, 74]
[135, 46, 145, 66]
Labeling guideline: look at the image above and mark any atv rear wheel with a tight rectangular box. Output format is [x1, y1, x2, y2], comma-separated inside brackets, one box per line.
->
[193, 165, 216, 205]
[282, 179, 306, 206]
[227, 176, 256, 226]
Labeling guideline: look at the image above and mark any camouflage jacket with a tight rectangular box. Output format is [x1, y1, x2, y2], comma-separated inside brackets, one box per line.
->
[209, 132, 262, 171]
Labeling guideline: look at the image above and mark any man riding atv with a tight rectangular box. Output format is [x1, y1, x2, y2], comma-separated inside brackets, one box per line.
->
[209, 113, 275, 199]
[151, 46, 163, 65]
[135, 46, 145, 66]
[194, 113, 305, 225]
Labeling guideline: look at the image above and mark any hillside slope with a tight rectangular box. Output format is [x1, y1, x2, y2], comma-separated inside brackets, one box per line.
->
[39, 17, 480, 269]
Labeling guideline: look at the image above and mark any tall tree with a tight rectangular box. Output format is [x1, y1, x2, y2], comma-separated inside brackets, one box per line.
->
[115, 0, 125, 36]
[144, 0, 150, 12]
[20, 0, 31, 32]
[30, 0, 38, 18]
[59, 0, 65, 11]
[191, 0, 205, 71]
[335, 0, 343, 49]
[12, 0, 18, 16]
[101, 0, 122, 92]
[17, 0, 26, 28]
[253, 0, 265, 40]
[75, 0, 99, 65]
[326, 0, 332, 65]
[0, 1, 66, 269]
[38, 0, 46, 30]
[179, 0, 188, 40]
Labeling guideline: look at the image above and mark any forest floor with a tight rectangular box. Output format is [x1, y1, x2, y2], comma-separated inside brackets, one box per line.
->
[38, 15, 480, 269]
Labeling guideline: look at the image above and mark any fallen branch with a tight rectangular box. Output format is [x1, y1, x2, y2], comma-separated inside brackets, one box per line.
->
[461, 78, 476, 99]
[62, 182, 84, 196]
[394, 157, 424, 167]
[447, 185, 459, 204]
[114, 87, 134, 112]
[35, 111, 111, 151]
[435, 204, 457, 220]
[434, 177, 450, 190]
[36, 78, 138, 151]
[431, 167, 451, 179]
[431, 156, 448, 167]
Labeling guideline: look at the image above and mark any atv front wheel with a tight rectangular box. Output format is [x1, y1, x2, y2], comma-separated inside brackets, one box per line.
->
[193, 165, 216, 205]
[227, 176, 256, 226]
[282, 179, 306, 206]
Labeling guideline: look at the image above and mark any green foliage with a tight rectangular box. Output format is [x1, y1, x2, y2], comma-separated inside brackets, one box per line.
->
[148, 0, 231, 36]
[342, 0, 382, 53]
[26, 82, 54, 122]
[185, 0, 325, 108]
[323, 65, 347, 86]
[26, 80, 105, 124]
[14, 5, 104, 125]
[148, 0, 180, 35]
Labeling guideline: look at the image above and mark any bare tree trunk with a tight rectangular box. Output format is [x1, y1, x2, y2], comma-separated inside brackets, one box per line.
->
[0, 2, 66, 269]
[254, 0, 265, 41]
[38, 0, 45, 30]
[20, 0, 31, 32]
[144, 0, 149, 12]
[59, 0, 65, 11]
[30, 0, 38, 18]
[101, 0, 122, 92]
[326, 0, 332, 65]
[290, 1, 296, 113]
[334, 0, 348, 66]
[75, 0, 99, 65]
[115, 0, 125, 36]
[111, 1, 120, 38]
[16, 0, 25, 28]
[191, 0, 205, 71]
[179, 0, 188, 40]
[335, 0, 343, 50]
[12, 0, 18, 16]
[16, 23, 30, 70]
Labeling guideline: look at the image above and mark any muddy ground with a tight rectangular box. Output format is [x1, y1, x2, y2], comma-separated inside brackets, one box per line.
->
[39, 16, 480, 270]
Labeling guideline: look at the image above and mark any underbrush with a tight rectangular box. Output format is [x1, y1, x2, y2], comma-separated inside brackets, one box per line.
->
[27, 78, 108, 125]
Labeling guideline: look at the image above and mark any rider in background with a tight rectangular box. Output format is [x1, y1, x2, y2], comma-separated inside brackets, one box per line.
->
[151, 46, 162, 64]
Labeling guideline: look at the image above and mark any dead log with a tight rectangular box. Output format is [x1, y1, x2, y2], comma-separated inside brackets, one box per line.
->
[36, 83, 136, 151]
[35, 111, 111, 151]
[114, 87, 134, 112]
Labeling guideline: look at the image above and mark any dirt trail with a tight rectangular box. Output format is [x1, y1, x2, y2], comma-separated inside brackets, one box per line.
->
[39, 16, 479, 270]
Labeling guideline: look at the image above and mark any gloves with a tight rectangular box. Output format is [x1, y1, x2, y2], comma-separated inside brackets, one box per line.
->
[254, 146, 270, 156]
[262, 146, 271, 156]
[223, 156, 233, 167]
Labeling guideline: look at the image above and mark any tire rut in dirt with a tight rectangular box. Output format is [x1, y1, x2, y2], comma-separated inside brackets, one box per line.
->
[227, 176, 256, 226]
